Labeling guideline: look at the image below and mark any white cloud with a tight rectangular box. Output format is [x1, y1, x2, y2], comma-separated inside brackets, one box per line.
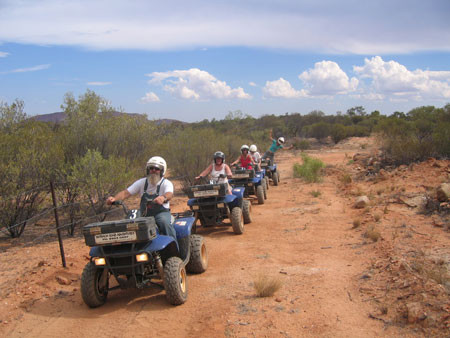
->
[262, 78, 305, 99]
[87, 81, 112, 86]
[147, 68, 251, 101]
[0, 51, 9, 58]
[0, 1, 448, 54]
[299, 61, 358, 97]
[2, 64, 51, 74]
[249, 82, 257, 87]
[354, 56, 450, 100]
[141, 92, 160, 103]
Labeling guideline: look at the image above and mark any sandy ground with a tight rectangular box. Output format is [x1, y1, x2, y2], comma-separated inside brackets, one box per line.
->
[0, 138, 449, 337]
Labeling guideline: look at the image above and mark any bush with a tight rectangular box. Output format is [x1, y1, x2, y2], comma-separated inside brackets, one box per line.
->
[293, 154, 325, 183]
[253, 274, 282, 297]
[293, 139, 310, 151]
[70, 150, 132, 222]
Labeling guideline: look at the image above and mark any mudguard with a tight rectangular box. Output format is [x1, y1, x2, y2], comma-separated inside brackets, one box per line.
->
[142, 235, 177, 252]
[231, 187, 245, 199]
[173, 216, 194, 238]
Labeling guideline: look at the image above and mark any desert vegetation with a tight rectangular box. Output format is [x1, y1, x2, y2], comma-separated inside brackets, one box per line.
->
[0, 92, 449, 237]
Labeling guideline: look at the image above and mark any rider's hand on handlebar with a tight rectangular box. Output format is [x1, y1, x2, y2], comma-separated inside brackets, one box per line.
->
[153, 195, 166, 205]
[106, 196, 115, 205]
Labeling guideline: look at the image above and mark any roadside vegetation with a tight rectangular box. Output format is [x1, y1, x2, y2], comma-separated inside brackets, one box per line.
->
[0, 91, 449, 237]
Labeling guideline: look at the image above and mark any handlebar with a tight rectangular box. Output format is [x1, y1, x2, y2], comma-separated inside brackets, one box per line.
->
[111, 200, 130, 215]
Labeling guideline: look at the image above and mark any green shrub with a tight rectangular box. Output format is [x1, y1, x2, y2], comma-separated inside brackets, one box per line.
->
[293, 154, 325, 183]
[293, 139, 310, 151]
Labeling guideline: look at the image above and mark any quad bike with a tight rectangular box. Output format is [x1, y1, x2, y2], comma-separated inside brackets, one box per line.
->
[81, 200, 207, 308]
[228, 166, 267, 204]
[260, 158, 280, 186]
[187, 178, 251, 234]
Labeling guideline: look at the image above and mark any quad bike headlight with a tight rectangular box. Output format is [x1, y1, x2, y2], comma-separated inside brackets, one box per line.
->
[136, 253, 149, 262]
[94, 257, 106, 266]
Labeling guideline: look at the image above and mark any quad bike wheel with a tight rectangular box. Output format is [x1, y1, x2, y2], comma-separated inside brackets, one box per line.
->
[186, 234, 208, 274]
[272, 172, 279, 186]
[256, 185, 265, 204]
[81, 262, 109, 308]
[231, 207, 244, 234]
[242, 199, 252, 224]
[164, 257, 188, 305]
[263, 179, 267, 199]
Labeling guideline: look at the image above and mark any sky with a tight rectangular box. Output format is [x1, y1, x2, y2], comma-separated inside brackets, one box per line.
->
[0, 0, 450, 122]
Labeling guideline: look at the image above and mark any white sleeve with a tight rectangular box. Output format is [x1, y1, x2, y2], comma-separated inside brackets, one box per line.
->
[127, 178, 146, 196]
[161, 179, 174, 195]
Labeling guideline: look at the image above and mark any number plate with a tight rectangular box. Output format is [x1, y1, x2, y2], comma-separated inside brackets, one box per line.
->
[233, 173, 249, 178]
[95, 231, 137, 244]
[194, 190, 219, 197]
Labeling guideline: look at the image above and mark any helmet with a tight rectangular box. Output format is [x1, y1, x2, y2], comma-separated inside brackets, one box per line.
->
[240, 144, 249, 152]
[249, 145, 257, 152]
[277, 137, 285, 144]
[146, 156, 167, 176]
[213, 151, 225, 162]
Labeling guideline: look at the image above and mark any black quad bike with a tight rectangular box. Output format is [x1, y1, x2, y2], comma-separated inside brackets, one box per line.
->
[81, 200, 207, 308]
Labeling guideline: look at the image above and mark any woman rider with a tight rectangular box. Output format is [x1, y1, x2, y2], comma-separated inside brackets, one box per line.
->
[196, 151, 232, 194]
[231, 145, 255, 169]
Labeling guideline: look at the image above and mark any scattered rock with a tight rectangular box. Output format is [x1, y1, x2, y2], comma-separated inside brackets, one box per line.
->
[436, 183, 450, 202]
[56, 290, 70, 297]
[55, 275, 71, 286]
[37, 260, 47, 267]
[275, 297, 282, 303]
[354, 196, 370, 208]
[406, 302, 427, 324]
[400, 195, 427, 209]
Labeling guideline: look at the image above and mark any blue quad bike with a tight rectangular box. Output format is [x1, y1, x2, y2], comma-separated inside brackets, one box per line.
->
[260, 158, 280, 186]
[81, 200, 208, 308]
[187, 180, 251, 234]
[228, 167, 267, 205]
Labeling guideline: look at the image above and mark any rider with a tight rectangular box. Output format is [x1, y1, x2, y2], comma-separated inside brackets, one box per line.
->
[231, 145, 255, 169]
[106, 156, 177, 243]
[249, 144, 262, 171]
[196, 151, 232, 194]
[263, 130, 293, 164]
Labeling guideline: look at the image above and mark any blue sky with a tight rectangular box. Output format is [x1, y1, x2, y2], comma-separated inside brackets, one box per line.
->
[1, 0, 449, 122]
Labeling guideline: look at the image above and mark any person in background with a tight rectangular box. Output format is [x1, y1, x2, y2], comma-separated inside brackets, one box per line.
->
[249, 144, 261, 171]
[196, 151, 232, 194]
[231, 145, 255, 169]
[263, 130, 293, 164]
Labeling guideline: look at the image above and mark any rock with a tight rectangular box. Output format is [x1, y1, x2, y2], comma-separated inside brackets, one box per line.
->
[401, 195, 427, 209]
[37, 260, 47, 267]
[354, 196, 369, 209]
[275, 297, 282, 302]
[55, 275, 71, 285]
[436, 183, 450, 202]
[406, 302, 427, 323]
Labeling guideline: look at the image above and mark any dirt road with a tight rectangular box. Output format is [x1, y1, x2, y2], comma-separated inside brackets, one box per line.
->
[1, 140, 447, 337]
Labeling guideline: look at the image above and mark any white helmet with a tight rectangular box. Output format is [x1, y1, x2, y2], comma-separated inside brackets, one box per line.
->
[249, 144, 257, 152]
[146, 156, 167, 176]
[277, 137, 285, 144]
[240, 144, 249, 152]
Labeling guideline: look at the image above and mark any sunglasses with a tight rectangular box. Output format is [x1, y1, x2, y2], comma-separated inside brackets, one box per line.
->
[148, 166, 161, 171]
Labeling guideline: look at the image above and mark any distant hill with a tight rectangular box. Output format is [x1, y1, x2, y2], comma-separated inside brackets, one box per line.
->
[29, 112, 186, 125]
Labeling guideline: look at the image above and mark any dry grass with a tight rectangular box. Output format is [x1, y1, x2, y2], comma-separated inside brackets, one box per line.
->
[352, 219, 361, 229]
[340, 173, 352, 185]
[310, 190, 321, 198]
[365, 225, 381, 242]
[253, 274, 282, 297]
